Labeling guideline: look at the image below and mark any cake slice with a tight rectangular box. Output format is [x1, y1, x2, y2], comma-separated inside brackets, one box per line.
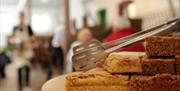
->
[104, 52, 145, 73]
[142, 58, 175, 75]
[129, 74, 180, 91]
[67, 85, 128, 91]
[66, 68, 129, 91]
[176, 55, 180, 75]
[145, 36, 180, 56]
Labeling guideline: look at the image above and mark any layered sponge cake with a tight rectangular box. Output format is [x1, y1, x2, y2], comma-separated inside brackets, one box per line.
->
[104, 52, 145, 73]
[145, 36, 180, 56]
[66, 69, 180, 91]
[104, 52, 176, 75]
[66, 68, 129, 91]
[67, 86, 128, 91]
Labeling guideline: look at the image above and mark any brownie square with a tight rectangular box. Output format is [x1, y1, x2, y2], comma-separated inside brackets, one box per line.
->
[142, 58, 175, 75]
[174, 39, 180, 55]
[176, 55, 180, 75]
[145, 36, 180, 56]
[129, 74, 180, 91]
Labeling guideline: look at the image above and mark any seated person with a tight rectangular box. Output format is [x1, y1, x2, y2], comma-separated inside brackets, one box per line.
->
[103, 0, 144, 52]
[66, 28, 94, 72]
[0, 48, 11, 79]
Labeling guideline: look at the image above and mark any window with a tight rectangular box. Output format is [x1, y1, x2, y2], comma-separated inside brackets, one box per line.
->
[0, 9, 17, 47]
[32, 14, 52, 34]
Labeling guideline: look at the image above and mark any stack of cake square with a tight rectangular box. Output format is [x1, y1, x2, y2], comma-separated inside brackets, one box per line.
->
[145, 36, 180, 75]
[66, 36, 180, 91]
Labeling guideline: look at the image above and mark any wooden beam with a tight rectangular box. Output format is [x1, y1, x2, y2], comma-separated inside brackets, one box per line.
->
[27, 0, 32, 24]
[167, 0, 176, 17]
[64, 0, 71, 50]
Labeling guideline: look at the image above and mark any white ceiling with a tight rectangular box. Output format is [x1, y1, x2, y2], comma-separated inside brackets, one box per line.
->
[0, 0, 63, 8]
[0, 0, 19, 5]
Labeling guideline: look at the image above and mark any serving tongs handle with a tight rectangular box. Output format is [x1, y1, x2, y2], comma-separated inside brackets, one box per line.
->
[105, 18, 180, 53]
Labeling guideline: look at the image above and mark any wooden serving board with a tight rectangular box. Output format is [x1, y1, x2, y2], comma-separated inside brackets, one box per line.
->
[41, 72, 81, 91]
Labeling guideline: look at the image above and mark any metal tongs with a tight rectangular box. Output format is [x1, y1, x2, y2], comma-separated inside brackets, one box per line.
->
[72, 18, 180, 71]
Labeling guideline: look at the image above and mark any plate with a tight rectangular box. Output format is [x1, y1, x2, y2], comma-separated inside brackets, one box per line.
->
[41, 72, 81, 91]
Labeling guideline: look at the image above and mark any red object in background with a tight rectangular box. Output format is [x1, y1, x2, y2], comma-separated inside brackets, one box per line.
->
[103, 27, 145, 52]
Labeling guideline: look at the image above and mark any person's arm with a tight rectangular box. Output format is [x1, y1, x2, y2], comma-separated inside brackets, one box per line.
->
[28, 25, 34, 36]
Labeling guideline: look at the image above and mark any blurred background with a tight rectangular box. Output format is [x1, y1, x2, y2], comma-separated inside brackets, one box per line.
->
[0, 0, 180, 91]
